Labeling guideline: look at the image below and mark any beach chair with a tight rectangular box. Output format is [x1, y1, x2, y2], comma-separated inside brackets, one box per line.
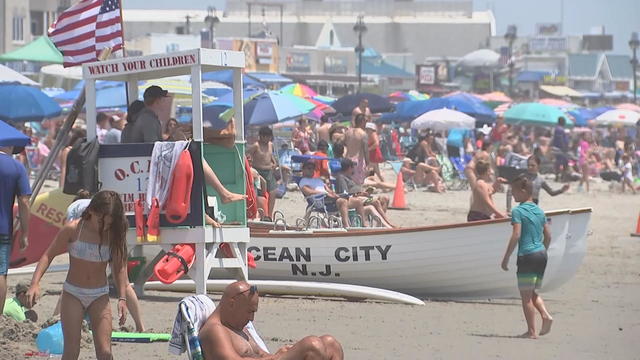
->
[437, 154, 459, 190]
[170, 295, 269, 360]
[448, 157, 469, 190]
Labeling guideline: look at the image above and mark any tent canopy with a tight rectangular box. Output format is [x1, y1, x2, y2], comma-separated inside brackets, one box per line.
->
[539, 85, 583, 98]
[0, 36, 63, 64]
[0, 64, 39, 86]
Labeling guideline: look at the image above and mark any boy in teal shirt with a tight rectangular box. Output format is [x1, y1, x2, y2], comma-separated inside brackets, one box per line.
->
[3, 282, 36, 322]
[501, 174, 553, 339]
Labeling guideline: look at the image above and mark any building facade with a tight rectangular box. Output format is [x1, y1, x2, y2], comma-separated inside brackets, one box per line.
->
[0, 0, 59, 54]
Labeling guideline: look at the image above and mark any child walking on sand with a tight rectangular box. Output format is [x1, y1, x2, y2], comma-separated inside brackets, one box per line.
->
[501, 174, 553, 339]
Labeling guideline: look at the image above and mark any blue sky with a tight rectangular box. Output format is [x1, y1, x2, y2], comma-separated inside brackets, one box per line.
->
[124, 0, 639, 54]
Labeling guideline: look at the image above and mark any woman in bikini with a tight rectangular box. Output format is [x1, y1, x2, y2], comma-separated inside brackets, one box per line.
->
[26, 191, 129, 360]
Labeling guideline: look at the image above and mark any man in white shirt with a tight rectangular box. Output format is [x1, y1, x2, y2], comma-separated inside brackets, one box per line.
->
[299, 161, 363, 227]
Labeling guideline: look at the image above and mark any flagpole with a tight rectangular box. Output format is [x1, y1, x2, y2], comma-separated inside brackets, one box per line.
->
[118, 0, 131, 110]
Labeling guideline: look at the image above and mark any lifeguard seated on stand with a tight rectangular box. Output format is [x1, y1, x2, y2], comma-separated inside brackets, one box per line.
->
[121, 85, 246, 226]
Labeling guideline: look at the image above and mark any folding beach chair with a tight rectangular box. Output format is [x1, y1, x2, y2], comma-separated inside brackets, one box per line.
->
[170, 295, 269, 360]
[448, 156, 469, 190]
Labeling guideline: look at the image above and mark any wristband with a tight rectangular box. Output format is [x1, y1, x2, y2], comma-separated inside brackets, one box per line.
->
[118, 297, 127, 302]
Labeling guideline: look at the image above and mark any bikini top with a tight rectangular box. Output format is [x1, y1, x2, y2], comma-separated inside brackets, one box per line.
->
[68, 221, 111, 262]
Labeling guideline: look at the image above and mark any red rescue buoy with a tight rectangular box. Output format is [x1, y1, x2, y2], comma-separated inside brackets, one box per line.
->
[153, 243, 196, 284]
[164, 149, 194, 224]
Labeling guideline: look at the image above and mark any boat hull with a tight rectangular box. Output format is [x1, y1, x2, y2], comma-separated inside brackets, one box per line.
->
[243, 209, 591, 299]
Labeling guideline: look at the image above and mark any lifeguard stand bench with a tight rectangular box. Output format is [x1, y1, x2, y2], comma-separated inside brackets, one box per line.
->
[83, 48, 250, 296]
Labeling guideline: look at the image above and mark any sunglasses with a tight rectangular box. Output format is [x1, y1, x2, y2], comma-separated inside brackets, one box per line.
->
[235, 285, 258, 297]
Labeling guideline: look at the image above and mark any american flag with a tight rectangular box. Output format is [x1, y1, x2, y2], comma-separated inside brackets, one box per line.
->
[48, 0, 123, 67]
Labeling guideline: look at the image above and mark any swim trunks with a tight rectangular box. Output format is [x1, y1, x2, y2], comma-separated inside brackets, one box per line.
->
[467, 210, 491, 222]
[516, 250, 547, 291]
[256, 169, 277, 192]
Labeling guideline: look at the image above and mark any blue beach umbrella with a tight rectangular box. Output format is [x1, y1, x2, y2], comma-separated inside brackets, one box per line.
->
[504, 103, 573, 127]
[0, 83, 62, 122]
[201, 70, 264, 88]
[244, 91, 316, 126]
[0, 120, 31, 149]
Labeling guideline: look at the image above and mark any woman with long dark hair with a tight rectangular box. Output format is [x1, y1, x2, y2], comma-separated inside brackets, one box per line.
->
[26, 191, 129, 359]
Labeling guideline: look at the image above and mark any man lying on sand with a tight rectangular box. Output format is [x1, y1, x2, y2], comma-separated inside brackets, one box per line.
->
[199, 281, 344, 359]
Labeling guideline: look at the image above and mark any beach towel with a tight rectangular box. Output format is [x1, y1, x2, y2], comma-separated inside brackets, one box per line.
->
[147, 140, 188, 209]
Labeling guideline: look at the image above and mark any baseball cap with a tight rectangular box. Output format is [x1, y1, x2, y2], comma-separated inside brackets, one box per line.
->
[143, 85, 169, 102]
[365, 122, 377, 131]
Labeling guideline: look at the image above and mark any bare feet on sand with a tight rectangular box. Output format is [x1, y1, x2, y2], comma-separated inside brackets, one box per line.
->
[221, 192, 247, 204]
[518, 332, 538, 339]
[539, 317, 553, 336]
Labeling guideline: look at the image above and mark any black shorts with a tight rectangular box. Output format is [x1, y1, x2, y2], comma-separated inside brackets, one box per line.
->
[516, 250, 547, 291]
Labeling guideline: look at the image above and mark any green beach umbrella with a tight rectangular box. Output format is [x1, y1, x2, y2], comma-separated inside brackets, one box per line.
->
[504, 102, 572, 127]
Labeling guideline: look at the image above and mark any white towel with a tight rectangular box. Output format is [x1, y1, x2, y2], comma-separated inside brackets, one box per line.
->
[168, 294, 270, 355]
[147, 140, 188, 209]
[169, 294, 215, 355]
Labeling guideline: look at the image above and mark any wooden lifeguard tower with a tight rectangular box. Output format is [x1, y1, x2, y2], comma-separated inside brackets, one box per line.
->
[83, 48, 249, 296]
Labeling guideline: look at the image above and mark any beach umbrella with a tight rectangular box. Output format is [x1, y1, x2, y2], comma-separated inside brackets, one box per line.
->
[594, 109, 640, 127]
[476, 91, 512, 103]
[243, 91, 316, 126]
[280, 83, 317, 97]
[567, 107, 613, 127]
[202, 81, 232, 98]
[0, 65, 39, 86]
[504, 102, 572, 127]
[388, 90, 429, 102]
[411, 108, 475, 131]
[200, 70, 264, 88]
[0, 120, 31, 149]
[312, 95, 336, 105]
[0, 83, 61, 122]
[616, 103, 640, 113]
[538, 98, 579, 109]
[493, 102, 512, 116]
[332, 93, 393, 115]
[457, 49, 500, 68]
[203, 88, 264, 129]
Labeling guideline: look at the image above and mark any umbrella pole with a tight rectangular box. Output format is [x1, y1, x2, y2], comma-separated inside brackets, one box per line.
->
[29, 48, 113, 205]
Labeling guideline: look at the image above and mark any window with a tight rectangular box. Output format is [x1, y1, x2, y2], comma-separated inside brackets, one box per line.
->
[12, 16, 24, 42]
[31, 11, 44, 36]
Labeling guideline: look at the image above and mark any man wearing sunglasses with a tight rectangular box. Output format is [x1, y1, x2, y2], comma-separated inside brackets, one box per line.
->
[200, 281, 344, 359]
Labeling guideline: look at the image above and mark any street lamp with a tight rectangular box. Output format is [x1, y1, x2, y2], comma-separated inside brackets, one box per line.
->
[505, 25, 517, 97]
[353, 15, 367, 93]
[630, 32, 639, 103]
[204, 6, 220, 49]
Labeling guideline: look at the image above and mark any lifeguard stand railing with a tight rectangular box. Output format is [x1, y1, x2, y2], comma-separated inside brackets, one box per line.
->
[82, 48, 249, 295]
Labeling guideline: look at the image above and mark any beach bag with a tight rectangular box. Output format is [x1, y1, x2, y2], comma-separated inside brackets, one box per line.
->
[63, 137, 100, 195]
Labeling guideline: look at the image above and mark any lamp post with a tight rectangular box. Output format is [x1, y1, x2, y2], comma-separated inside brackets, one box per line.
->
[204, 7, 220, 49]
[505, 25, 517, 98]
[630, 32, 639, 103]
[353, 15, 367, 93]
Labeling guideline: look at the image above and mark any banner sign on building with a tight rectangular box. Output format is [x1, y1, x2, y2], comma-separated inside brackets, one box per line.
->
[417, 65, 435, 85]
[324, 56, 348, 74]
[286, 52, 311, 73]
[535, 23, 562, 37]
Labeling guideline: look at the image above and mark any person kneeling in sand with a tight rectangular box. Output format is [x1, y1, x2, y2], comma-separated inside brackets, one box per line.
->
[3, 282, 37, 322]
[199, 281, 344, 360]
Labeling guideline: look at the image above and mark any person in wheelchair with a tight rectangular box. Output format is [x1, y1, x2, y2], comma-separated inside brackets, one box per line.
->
[334, 159, 395, 228]
[299, 161, 365, 228]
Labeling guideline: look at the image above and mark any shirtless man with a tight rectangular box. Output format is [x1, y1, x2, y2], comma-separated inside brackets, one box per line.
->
[316, 115, 332, 143]
[466, 160, 506, 221]
[351, 99, 371, 126]
[344, 114, 369, 184]
[199, 281, 344, 360]
[247, 126, 278, 219]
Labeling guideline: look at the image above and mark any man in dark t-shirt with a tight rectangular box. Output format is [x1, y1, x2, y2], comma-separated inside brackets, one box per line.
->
[0, 145, 31, 316]
[122, 85, 169, 143]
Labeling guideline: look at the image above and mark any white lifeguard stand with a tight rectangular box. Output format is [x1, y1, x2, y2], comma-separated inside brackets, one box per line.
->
[83, 48, 250, 295]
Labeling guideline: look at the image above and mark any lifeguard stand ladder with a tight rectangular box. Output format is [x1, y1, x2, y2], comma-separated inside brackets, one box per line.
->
[83, 48, 249, 296]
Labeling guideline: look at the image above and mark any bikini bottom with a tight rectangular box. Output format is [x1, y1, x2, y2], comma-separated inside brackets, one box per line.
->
[63, 281, 109, 309]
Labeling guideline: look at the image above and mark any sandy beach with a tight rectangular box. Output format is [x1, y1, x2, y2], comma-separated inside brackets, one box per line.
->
[2, 172, 639, 359]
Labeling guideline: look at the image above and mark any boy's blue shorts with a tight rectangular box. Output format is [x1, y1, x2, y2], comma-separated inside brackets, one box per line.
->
[0, 234, 12, 275]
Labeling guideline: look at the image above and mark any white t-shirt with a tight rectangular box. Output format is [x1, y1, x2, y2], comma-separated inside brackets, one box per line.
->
[623, 162, 633, 181]
[299, 177, 326, 194]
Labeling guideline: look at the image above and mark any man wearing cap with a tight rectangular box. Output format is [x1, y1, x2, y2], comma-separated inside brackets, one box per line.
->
[3, 282, 37, 322]
[0, 144, 31, 317]
[123, 85, 173, 144]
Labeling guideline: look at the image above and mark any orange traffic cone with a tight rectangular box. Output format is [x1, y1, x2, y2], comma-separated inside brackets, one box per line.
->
[631, 212, 640, 237]
[390, 172, 408, 210]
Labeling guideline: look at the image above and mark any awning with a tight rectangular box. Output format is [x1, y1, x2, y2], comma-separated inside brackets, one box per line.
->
[246, 72, 293, 85]
[39, 64, 83, 80]
[539, 85, 583, 98]
[0, 36, 63, 64]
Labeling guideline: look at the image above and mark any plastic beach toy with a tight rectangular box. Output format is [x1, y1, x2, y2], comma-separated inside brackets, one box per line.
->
[36, 321, 64, 355]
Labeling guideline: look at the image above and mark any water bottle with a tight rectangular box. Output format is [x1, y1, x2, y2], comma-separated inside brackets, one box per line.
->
[36, 321, 64, 355]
